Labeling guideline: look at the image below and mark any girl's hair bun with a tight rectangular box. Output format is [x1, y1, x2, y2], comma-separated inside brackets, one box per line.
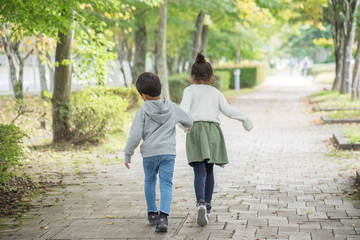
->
[195, 52, 206, 63]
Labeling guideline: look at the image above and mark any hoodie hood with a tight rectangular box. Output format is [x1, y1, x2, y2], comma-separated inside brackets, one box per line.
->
[142, 98, 172, 124]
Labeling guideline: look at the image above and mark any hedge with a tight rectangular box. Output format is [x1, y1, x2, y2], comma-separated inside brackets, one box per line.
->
[167, 63, 265, 103]
[168, 74, 192, 104]
[168, 72, 232, 103]
[214, 62, 266, 89]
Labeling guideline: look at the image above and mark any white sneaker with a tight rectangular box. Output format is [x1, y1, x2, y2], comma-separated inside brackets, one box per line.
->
[196, 204, 208, 226]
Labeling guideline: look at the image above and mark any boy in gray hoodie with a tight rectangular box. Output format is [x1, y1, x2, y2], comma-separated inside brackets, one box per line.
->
[124, 72, 193, 232]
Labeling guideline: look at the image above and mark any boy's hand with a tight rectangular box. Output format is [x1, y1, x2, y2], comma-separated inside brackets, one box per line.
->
[125, 162, 130, 169]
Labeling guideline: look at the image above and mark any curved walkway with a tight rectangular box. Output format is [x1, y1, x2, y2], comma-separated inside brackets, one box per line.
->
[1, 74, 359, 240]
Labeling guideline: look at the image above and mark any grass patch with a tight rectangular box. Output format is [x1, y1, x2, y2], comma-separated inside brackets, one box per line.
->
[223, 88, 258, 100]
[103, 131, 128, 153]
[313, 72, 335, 84]
[310, 90, 360, 108]
[326, 110, 360, 119]
[344, 126, 360, 143]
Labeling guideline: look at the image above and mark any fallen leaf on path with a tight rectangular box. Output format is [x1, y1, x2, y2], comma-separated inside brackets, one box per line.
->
[18, 221, 24, 225]
[107, 222, 115, 225]
[21, 198, 33, 202]
[307, 212, 313, 215]
[107, 215, 115, 219]
[55, 198, 60, 202]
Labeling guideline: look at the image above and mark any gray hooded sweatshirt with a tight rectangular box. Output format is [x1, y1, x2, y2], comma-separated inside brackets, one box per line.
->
[124, 98, 193, 163]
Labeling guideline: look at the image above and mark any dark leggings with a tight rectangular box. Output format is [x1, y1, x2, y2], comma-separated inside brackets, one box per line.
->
[192, 161, 214, 203]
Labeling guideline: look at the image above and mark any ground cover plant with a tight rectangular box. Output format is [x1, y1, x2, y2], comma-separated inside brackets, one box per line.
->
[325, 110, 360, 119]
[310, 91, 360, 108]
[344, 125, 360, 144]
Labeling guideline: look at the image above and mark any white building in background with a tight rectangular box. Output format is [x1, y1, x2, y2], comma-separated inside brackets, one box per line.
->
[0, 54, 133, 96]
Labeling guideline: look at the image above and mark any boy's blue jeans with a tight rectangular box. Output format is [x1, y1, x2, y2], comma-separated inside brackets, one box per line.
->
[142, 155, 175, 215]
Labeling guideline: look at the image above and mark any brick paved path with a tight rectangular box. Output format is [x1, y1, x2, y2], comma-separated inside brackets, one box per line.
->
[1, 74, 360, 240]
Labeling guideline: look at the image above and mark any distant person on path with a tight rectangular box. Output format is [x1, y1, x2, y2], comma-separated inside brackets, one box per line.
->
[289, 57, 296, 75]
[180, 52, 253, 226]
[124, 72, 193, 232]
[302, 56, 311, 77]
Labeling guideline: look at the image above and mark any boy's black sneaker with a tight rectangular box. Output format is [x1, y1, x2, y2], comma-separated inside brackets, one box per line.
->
[155, 217, 168, 232]
[148, 212, 158, 226]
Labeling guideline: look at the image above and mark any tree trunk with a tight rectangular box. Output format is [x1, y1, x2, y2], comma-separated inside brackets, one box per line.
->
[235, 44, 241, 64]
[6, 51, 22, 99]
[333, 34, 345, 91]
[190, 11, 205, 68]
[46, 52, 54, 94]
[52, 25, 74, 145]
[157, 0, 170, 98]
[352, 30, 360, 99]
[1, 25, 23, 99]
[122, 32, 133, 84]
[178, 57, 185, 73]
[152, 30, 158, 74]
[113, 31, 129, 87]
[339, 0, 359, 94]
[37, 52, 48, 98]
[200, 24, 209, 56]
[132, 17, 147, 84]
[341, 27, 356, 93]
[171, 54, 180, 74]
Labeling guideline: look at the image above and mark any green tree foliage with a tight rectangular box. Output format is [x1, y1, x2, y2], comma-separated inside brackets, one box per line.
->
[73, 27, 116, 85]
[282, 24, 334, 63]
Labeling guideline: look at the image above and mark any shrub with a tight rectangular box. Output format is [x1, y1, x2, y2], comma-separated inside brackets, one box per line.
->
[0, 124, 27, 184]
[169, 74, 192, 104]
[214, 63, 266, 89]
[69, 87, 130, 144]
[213, 71, 231, 91]
[81, 86, 141, 110]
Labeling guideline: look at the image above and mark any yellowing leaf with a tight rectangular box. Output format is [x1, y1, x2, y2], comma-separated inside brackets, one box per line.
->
[21, 46, 25, 52]
[106, 215, 115, 219]
[307, 211, 313, 215]
[243, 22, 250, 29]
[107, 222, 115, 225]
[26, 39, 32, 45]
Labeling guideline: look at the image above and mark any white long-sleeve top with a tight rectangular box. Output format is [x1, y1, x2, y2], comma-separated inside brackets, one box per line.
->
[179, 84, 253, 131]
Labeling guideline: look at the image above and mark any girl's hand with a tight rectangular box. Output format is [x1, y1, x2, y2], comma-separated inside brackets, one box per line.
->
[125, 162, 130, 169]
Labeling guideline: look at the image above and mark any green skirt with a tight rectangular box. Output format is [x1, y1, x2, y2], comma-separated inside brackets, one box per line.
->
[186, 121, 228, 166]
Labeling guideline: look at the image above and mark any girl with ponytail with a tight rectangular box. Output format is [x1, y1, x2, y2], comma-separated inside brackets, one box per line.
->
[180, 52, 253, 226]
